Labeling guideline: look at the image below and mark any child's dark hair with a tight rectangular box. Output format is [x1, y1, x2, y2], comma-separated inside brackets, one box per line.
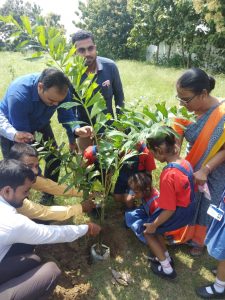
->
[147, 127, 176, 154]
[128, 172, 152, 197]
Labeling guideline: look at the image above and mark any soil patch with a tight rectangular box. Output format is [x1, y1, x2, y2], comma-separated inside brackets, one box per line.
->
[35, 209, 128, 299]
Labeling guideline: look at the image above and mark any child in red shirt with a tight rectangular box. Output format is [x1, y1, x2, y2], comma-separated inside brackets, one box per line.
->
[125, 172, 159, 243]
[144, 128, 195, 280]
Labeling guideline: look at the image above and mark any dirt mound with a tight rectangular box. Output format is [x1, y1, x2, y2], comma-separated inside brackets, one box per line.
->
[36, 209, 128, 299]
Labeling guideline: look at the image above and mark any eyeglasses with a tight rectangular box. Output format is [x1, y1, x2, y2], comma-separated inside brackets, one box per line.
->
[175, 94, 197, 104]
[77, 45, 96, 54]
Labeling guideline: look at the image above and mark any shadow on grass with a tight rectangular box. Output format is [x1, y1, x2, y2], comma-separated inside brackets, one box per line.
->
[36, 204, 217, 300]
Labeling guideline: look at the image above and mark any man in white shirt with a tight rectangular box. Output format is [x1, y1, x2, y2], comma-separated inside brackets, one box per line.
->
[0, 159, 101, 299]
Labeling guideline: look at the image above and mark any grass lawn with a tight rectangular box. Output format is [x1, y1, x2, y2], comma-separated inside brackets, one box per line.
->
[1, 51, 225, 299]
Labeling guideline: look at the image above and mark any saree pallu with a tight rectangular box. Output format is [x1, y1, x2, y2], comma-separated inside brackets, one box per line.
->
[165, 101, 225, 246]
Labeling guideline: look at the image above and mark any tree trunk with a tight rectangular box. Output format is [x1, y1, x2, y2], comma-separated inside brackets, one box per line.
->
[167, 43, 172, 60]
[181, 37, 185, 67]
[156, 45, 159, 64]
[187, 52, 191, 68]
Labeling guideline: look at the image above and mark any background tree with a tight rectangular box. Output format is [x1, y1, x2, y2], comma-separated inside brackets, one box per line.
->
[0, 0, 41, 50]
[74, 0, 135, 59]
[193, 0, 225, 71]
[128, 0, 207, 67]
[38, 13, 66, 35]
[0, 0, 65, 50]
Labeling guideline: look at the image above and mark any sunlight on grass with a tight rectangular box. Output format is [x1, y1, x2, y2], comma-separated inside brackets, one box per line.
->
[1, 52, 225, 299]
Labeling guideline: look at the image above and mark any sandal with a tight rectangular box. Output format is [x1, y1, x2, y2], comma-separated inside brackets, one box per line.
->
[196, 284, 225, 299]
[190, 246, 204, 256]
[150, 263, 177, 280]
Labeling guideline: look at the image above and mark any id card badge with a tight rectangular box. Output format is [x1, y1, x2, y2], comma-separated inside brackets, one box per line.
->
[207, 204, 224, 221]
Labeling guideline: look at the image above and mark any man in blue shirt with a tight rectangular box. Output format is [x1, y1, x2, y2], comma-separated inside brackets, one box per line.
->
[0, 67, 92, 203]
[71, 30, 124, 152]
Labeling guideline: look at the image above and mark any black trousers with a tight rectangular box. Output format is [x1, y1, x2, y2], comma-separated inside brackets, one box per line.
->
[0, 123, 61, 183]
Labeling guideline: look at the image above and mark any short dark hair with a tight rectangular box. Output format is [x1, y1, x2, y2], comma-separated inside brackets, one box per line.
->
[177, 67, 215, 94]
[71, 29, 95, 45]
[0, 159, 35, 190]
[38, 68, 70, 92]
[128, 172, 152, 197]
[147, 127, 176, 154]
[9, 143, 38, 161]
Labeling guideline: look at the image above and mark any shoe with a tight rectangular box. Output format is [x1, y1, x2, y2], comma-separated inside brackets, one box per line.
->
[147, 252, 175, 268]
[150, 262, 177, 280]
[196, 284, 225, 299]
[40, 193, 54, 206]
[190, 246, 204, 256]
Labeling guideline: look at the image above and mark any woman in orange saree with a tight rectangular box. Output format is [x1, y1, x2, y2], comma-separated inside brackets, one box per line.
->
[164, 68, 225, 255]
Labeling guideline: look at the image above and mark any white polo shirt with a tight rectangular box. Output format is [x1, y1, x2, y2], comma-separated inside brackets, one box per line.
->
[0, 196, 88, 262]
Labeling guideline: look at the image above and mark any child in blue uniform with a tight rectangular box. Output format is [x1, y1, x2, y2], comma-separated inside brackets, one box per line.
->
[144, 128, 196, 280]
[196, 188, 225, 299]
[125, 172, 159, 243]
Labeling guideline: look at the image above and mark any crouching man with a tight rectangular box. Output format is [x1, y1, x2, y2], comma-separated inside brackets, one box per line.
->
[0, 159, 100, 300]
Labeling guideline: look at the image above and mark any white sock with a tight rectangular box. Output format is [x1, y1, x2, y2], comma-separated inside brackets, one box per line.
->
[164, 251, 171, 262]
[205, 278, 225, 294]
[159, 258, 173, 274]
[214, 277, 225, 293]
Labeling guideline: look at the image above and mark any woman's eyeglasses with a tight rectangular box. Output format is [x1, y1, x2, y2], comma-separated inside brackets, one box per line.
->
[176, 94, 197, 104]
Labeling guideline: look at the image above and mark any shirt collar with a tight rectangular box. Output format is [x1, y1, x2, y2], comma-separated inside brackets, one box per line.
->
[96, 57, 103, 71]
[0, 196, 17, 213]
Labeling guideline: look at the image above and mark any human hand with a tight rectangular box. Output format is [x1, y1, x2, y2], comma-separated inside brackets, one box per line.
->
[124, 194, 135, 209]
[143, 223, 157, 234]
[69, 143, 78, 154]
[194, 167, 209, 186]
[87, 222, 101, 236]
[81, 199, 96, 213]
[14, 132, 34, 143]
[75, 126, 93, 138]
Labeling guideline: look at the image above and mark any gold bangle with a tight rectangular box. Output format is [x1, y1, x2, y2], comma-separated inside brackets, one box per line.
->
[205, 164, 211, 174]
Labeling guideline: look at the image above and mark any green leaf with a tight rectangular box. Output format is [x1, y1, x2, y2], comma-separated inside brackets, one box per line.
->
[86, 91, 103, 108]
[20, 16, 32, 35]
[58, 102, 81, 110]
[155, 102, 168, 118]
[62, 46, 76, 65]
[90, 98, 106, 119]
[143, 106, 158, 122]
[91, 179, 104, 192]
[16, 40, 29, 50]
[63, 182, 77, 194]
[38, 26, 46, 47]
[106, 130, 127, 138]
[58, 172, 72, 185]
[88, 170, 100, 181]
